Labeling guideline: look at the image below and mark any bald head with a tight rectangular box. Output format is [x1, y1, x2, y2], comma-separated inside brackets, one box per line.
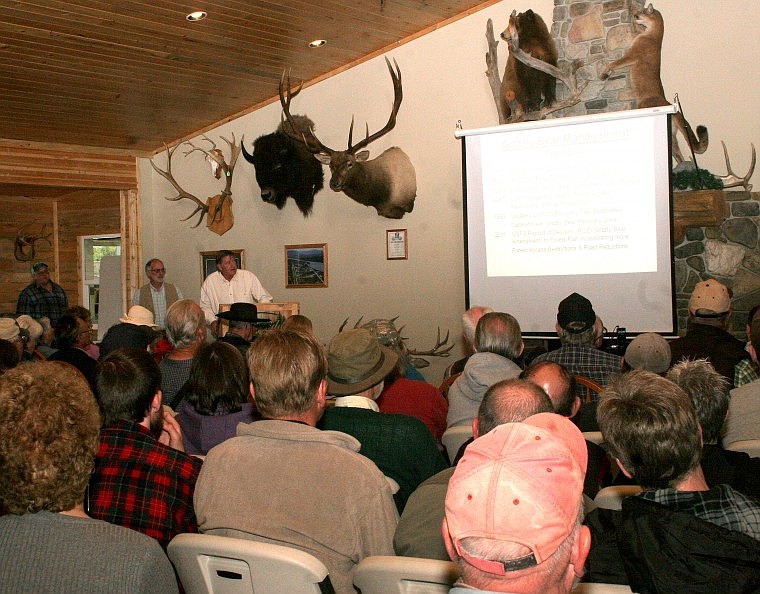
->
[462, 306, 494, 348]
[521, 360, 578, 418]
[476, 378, 553, 436]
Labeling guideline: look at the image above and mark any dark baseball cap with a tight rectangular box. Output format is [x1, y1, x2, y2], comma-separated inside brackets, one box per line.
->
[557, 293, 596, 333]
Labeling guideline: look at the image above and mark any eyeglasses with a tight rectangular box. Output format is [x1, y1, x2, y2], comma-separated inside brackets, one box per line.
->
[149, 268, 166, 273]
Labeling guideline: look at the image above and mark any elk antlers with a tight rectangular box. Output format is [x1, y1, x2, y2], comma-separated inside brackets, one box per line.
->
[280, 57, 403, 157]
[150, 134, 242, 229]
[407, 328, 454, 358]
[14, 222, 52, 262]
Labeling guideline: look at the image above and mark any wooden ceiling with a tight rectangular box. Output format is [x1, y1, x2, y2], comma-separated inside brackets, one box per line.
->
[0, 0, 495, 156]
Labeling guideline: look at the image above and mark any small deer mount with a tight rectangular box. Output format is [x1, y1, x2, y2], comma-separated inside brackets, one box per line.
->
[150, 134, 242, 235]
[339, 316, 453, 369]
[14, 222, 52, 262]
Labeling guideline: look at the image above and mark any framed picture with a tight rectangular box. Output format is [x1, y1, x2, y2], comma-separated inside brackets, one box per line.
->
[200, 249, 245, 283]
[285, 244, 328, 288]
[386, 229, 408, 260]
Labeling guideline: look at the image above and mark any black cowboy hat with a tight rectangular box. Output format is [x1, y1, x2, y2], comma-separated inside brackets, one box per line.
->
[216, 303, 272, 325]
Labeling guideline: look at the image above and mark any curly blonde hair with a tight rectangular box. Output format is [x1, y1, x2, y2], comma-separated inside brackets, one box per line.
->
[0, 362, 101, 513]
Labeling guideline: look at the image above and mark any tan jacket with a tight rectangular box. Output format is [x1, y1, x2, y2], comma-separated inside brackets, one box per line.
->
[193, 420, 398, 594]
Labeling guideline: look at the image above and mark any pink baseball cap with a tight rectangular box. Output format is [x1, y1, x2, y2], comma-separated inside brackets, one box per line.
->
[444, 412, 587, 574]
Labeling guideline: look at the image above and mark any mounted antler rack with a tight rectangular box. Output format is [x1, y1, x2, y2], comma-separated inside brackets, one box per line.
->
[150, 134, 242, 235]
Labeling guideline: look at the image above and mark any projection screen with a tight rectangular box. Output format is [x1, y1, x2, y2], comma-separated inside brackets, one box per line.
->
[456, 106, 678, 338]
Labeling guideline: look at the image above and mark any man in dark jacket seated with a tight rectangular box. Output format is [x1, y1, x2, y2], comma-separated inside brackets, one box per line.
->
[583, 370, 760, 592]
[669, 279, 749, 386]
[666, 358, 760, 499]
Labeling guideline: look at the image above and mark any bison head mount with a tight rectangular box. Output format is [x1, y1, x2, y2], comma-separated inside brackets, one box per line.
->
[241, 114, 324, 217]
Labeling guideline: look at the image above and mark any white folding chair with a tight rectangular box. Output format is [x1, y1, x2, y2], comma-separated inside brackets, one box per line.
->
[353, 555, 459, 594]
[168, 533, 334, 594]
[441, 426, 473, 462]
[593, 485, 642, 510]
[725, 439, 760, 458]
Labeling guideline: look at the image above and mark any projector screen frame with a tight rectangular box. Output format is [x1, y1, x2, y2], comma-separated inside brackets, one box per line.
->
[457, 106, 679, 340]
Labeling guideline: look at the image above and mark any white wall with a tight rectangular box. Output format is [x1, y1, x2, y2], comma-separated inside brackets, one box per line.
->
[138, 0, 760, 383]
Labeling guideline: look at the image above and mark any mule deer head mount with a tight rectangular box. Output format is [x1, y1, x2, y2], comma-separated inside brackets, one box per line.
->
[150, 134, 242, 235]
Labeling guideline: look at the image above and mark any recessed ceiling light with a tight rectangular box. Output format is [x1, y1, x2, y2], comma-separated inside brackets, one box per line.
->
[186, 11, 207, 22]
[308, 39, 327, 48]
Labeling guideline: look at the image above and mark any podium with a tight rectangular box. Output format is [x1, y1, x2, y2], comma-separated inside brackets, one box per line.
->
[216, 302, 300, 337]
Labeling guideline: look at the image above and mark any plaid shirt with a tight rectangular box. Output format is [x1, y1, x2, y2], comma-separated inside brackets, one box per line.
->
[88, 419, 202, 548]
[16, 281, 68, 326]
[533, 343, 621, 394]
[734, 358, 760, 388]
[640, 484, 760, 540]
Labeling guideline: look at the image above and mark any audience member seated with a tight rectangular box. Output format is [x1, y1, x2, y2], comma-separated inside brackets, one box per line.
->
[65, 305, 99, 360]
[35, 316, 56, 358]
[521, 360, 611, 498]
[446, 312, 524, 429]
[621, 332, 671, 374]
[48, 314, 97, 386]
[574, 331, 671, 432]
[444, 306, 493, 379]
[734, 315, 760, 387]
[394, 378, 552, 561]
[666, 358, 760, 499]
[444, 413, 590, 594]
[584, 370, 760, 590]
[0, 338, 20, 374]
[533, 293, 621, 395]
[88, 348, 202, 549]
[160, 299, 206, 408]
[175, 341, 258, 455]
[376, 347, 449, 443]
[359, 317, 428, 382]
[0, 362, 178, 593]
[0, 318, 24, 364]
[281, 314, 314, 334]
[99, 305, 158, 357]
[194, 328, 397, 594]
[216, 302, 269, 357]
[725, 318, 760, 446]
[319, 328, 447, 512]
[669, 279, 749, 386]
[16, 314, 44, 360]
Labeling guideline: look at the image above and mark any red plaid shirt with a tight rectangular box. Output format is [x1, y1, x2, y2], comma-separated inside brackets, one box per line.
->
[88, 419, 202, 548]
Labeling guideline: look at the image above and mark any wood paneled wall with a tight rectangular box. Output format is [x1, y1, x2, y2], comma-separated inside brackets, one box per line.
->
[0, 198, 55, 314]
[58, 190, 121, 306]
[0, 143, 138, 317]
[0, 191, 120, 314]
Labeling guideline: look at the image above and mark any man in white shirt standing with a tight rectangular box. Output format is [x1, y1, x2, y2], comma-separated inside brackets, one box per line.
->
[199, 250, 272, 334]
[132, 259, 183, 329]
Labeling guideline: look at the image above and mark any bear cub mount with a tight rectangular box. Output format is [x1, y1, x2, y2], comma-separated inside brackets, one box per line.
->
[500, 9, 558, 121]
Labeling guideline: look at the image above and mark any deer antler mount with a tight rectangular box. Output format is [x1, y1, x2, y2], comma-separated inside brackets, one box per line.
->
[14, 222, 53, 262]
[150, 134, 242, 235]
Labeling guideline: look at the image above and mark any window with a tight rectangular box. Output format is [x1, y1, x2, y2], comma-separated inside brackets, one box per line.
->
[80, 234, 121, 326]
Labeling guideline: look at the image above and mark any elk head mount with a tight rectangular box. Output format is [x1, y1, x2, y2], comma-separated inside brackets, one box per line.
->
[14, 222, 52, 262]
[150, 134, 242, 235]
[280, 57, 417, 219]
